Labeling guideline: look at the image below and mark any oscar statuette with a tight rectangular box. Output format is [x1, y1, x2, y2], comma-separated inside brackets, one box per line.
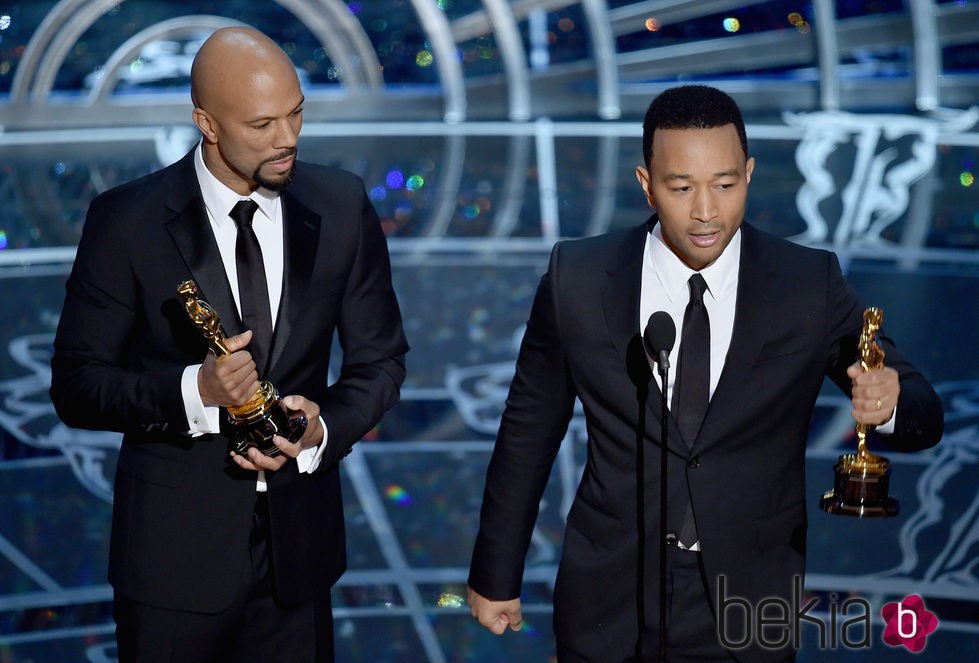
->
[820, 307, 899, 517]
[178, 280, 307, 457]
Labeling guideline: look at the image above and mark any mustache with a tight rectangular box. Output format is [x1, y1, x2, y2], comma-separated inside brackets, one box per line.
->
[260, 149, 297, 166]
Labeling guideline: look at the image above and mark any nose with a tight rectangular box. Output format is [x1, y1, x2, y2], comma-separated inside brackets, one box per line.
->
[692, 188, 718, 222]
[274, 116, 300, 149]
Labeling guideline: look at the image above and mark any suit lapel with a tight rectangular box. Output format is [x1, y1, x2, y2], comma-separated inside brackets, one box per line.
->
[267, 189, 320, 376]
[602, 220, 686, 455]
[164, 154, 243, 338]
[696, 224, 777, 451]
[603, 224, 645, 372]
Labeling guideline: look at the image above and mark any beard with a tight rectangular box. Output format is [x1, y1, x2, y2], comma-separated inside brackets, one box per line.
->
[253, 150, 297, 191]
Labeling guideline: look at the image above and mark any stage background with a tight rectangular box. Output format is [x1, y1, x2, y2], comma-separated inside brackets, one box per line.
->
[1, 1, 977, 661]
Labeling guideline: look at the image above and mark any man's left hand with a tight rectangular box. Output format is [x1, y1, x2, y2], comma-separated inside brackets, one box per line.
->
[230, 395, 324, 472]
[847, 362, 899, 425]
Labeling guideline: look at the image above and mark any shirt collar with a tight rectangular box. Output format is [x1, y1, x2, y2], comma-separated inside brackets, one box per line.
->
[648, 220, 742, 303]
[194, 142, 279, 226]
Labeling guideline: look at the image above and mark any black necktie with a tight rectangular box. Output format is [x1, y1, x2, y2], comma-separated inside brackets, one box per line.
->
[673, 273, 710, 444]
[230, 199, 272, 375]
[672, 273, 710, 547]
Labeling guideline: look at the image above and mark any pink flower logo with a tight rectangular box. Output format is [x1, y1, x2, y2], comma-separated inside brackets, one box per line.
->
[881, 595, 939, 653]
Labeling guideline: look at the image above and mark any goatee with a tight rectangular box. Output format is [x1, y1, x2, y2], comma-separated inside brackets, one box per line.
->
[254, 151, 297, 191]
[255, 165, 295, 191]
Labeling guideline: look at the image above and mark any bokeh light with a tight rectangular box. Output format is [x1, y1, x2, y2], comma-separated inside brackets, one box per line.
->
[0, 15, 11, 30]
[477, 42, 494, 60]
[0, 231, 7, 250]
[406, 175, 425, 191]
[645, 17, 661, 32]
[369, 185, 387, 201]
[961, 171, 975, 187]
[468, 307, 489, 342]
[723, 17, 741, 33]
[416, 50, 433, 67]
[386, 169, 405, 189]
[436, 592, 464, 608]
[789, 12, 811, 33]
[384, 484, 412, 505]
[394, 202, 412, 223]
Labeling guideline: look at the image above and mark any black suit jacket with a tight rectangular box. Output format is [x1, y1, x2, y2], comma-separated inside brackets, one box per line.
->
[469, 221, 942, 662]
[50, 151, 408, 613]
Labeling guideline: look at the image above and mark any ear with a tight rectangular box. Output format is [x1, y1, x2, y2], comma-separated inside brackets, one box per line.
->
[745, 156, 756, 185]
[634, 166, 655, 208]
[193, 107, 218, 144]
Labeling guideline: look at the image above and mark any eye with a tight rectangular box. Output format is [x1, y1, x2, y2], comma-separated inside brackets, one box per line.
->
[253, 121, 272, 130]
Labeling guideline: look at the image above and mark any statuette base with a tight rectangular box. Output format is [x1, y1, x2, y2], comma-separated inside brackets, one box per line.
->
[819, 454, 899, 518]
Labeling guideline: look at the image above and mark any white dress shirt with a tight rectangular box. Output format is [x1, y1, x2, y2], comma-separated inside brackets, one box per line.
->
[640, 224, 741, 401]
[180, 144, 327, 488]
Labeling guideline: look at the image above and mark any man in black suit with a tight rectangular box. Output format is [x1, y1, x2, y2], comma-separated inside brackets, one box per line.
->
[50, 27, 408, 662]
[467, 86, 943, 662]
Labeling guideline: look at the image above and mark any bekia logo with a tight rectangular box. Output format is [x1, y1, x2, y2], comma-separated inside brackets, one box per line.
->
[881, 595, 939, 653]
[717, 579, 940, 653]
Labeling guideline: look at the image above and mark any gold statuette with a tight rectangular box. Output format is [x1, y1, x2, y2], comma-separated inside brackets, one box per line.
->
[178, 280, 307, 457]
[820, 307, 899, 517]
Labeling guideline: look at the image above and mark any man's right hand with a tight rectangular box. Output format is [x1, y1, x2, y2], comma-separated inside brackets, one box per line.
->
[197, 330, 261, 408]
[467, 586, 523, 635]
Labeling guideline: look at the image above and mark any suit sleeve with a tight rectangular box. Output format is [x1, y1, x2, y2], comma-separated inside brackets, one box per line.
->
[50, 194, 188, 433]
[317, 187, 409, 467]
[468, 243, 577, 600]
[822, 252, 943, 452]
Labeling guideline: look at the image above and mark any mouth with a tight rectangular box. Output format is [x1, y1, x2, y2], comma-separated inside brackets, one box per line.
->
[689, 230, 720, 248]
[264, 152, 296, 173]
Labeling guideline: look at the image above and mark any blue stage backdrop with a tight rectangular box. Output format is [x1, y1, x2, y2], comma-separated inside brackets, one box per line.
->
[0, 2, 977, 661]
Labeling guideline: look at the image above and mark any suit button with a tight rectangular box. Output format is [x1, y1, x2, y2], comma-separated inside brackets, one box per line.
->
[688, 457, 700, 469]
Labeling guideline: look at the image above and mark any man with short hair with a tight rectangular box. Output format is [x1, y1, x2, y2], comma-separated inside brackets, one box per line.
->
[51, 27, 408, 662]
[467, 85, 943, 662]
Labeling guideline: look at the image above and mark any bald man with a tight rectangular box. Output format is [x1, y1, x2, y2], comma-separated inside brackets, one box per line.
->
[51, 27, 408, 662]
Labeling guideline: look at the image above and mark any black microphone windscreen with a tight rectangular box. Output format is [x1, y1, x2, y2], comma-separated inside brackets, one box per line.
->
[644, 311, 676, 356]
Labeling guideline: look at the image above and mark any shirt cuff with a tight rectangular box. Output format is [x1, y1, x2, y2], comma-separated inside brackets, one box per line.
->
[875, 405, 897, 435]
[181, 365, 221, 435]
[295, 415, 329, 474]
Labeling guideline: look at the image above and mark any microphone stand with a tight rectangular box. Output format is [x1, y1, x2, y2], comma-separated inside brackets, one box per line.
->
[655, 353, 670, 663]
[637, 313, 674, 663]
[637, 351, 672, 663]
[635, 373, 648, 663]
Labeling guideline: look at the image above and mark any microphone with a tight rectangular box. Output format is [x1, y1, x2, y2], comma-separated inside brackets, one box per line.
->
[644, 311, 676, 374]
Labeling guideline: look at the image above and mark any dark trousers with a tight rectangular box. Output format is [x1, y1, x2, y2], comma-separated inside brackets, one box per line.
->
[114, 494, 334, 663]
[557, 546, 783, 662]
[660, 547, 739, 662]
